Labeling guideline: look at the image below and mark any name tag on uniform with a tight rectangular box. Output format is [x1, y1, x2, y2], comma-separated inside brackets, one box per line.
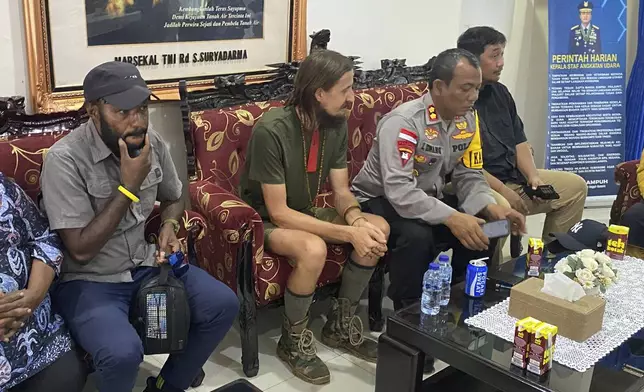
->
[421, 143, 442, 155]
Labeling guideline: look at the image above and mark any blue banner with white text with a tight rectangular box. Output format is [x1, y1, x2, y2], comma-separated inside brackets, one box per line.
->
[546, 0, 627, 197]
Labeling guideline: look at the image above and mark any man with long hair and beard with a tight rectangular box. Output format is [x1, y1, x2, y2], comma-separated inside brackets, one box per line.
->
[39, 62, 239, 392]
[239, 50, 390, 384]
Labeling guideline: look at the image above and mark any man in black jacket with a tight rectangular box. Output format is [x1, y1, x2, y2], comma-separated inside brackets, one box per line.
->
[457, 27, 588, 265]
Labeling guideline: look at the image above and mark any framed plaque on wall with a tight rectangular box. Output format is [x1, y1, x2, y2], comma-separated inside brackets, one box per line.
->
[23, 0, 308, 113]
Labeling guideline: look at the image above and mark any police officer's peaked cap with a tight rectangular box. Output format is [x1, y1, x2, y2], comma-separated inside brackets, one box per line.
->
[579, 1, 593, 11]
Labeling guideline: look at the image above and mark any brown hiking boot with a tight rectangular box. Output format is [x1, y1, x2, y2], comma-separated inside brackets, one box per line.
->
[276, 314, 330, 385]
[321, 297, 378, 363]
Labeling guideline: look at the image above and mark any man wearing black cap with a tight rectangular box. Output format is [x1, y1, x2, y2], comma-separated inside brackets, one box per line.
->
[39, 62, 239, 392]
[457, 27, 588, 267]
[570, 1, 601, 54]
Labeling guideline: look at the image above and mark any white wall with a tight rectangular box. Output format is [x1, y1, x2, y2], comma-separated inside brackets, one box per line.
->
[0, 0, 640, 181]
[307, 0, 463, 70]
[505, 0, 550, 167]
[0, 0, 28, 99]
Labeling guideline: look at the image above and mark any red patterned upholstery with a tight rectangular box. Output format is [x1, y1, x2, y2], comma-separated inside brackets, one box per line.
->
[189, 82, 429, 306]
[611, 160, 642, 224]
[0, 133, 66, 201]
[189, 100, 285, 193]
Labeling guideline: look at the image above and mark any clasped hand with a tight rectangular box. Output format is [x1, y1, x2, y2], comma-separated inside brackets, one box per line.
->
[0, 290, 36, 342]
[348, 219, 388, 260]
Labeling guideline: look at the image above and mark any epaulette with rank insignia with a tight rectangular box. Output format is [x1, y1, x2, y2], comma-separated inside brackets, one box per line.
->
[427, 105, 438, 121]
[571, 25, 580, 30]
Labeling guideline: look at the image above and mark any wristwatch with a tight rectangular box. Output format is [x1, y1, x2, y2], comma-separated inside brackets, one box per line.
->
[162, 218, 180, 234]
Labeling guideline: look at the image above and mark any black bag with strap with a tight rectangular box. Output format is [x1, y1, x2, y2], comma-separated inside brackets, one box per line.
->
[130, 263, 191, 355]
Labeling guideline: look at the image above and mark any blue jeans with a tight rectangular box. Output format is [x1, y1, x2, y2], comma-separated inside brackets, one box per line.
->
[53, 266, 239, 392]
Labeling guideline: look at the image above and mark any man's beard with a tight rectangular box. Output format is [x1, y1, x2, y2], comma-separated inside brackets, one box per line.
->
[98, 114, 147, 158]
[316, 104, 351, 129]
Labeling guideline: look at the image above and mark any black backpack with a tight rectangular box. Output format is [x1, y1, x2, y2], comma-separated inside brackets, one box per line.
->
[130, 263, 191, 355]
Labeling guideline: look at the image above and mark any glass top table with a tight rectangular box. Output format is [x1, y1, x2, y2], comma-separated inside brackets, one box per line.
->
[375, 257, 644, 392]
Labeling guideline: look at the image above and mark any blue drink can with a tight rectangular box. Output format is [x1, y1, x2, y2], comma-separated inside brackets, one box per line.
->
[465, 258, 488, 298]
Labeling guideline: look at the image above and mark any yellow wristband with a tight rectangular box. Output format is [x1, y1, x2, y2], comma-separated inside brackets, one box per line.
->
[118, 185, 140, 203]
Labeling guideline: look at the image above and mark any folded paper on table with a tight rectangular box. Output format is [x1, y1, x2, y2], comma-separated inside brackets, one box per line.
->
[541, 272, 586, 302]
[509, 278, 605, 342]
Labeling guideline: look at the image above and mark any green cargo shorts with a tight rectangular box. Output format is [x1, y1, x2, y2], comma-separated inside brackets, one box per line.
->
[263, 207, 339, 244]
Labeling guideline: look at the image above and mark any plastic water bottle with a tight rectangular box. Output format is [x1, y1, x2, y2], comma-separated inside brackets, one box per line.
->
[421, 263, 442, 316]
[438, 254, 452, 306]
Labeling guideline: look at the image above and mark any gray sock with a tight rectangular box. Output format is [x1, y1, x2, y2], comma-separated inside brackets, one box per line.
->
[284, 288, 314, 324]
[338, 258, 376, 304]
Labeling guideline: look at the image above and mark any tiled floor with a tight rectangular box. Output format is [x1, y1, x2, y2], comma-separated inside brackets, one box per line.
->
[83, 207, 611, 392]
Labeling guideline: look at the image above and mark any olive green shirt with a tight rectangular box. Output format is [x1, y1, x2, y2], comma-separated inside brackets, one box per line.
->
[239, 106, 348, 220]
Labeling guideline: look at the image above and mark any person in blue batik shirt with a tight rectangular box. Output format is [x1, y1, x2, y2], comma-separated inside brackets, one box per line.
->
[0, 174, 87, 392]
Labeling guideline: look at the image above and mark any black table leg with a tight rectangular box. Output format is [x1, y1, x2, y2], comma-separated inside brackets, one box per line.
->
[376, 333, 424, 392]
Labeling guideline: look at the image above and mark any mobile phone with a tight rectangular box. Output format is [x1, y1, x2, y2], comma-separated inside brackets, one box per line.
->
[127, 146, 142, 157]
[523, 185, 560, 200]
[481, 219, 510, 239]
[122, 135, 146, 158]
[487, 271, 523, 287]
[167, 250, 185, 267]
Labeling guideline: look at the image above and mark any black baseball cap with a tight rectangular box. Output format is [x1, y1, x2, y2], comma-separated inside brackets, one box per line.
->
[83, 61, 153, 110]
[547, 219, 609, 253]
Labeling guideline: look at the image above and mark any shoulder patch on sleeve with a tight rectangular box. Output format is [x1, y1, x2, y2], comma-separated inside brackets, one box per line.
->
[397, 128, 417, 166]
[397, 128, 418, 145]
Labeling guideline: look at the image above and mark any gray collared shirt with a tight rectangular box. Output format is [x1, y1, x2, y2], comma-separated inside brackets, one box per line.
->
[351, 93, 495, 225]
[40, 119, 183, 283]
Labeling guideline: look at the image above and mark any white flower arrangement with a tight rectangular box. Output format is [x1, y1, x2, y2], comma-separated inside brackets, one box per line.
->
[554, 249, 618, 293]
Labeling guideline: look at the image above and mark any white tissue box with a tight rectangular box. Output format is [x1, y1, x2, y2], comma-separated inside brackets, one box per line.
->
[508, 278, 605, 342]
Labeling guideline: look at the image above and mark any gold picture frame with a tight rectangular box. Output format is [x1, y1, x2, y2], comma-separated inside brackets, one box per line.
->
[23, 0, 308, 113]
